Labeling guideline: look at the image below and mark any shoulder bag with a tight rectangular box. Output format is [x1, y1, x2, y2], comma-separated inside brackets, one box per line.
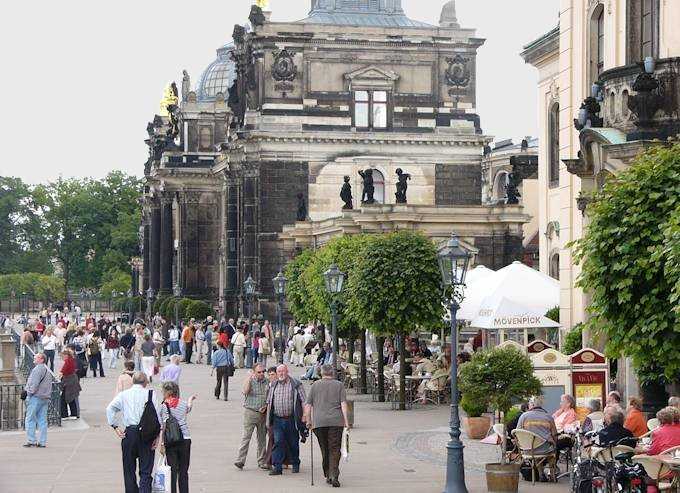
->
[139, 390, 161, 444]
[163, 402, 184, 447]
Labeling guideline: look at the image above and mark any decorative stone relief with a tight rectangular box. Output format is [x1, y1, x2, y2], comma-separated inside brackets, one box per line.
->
[444, 54, 471, 93]
[272, 49, 297, 96]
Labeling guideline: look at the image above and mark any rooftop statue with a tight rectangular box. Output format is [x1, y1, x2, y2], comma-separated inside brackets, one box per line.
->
[159, 83, 179, 117]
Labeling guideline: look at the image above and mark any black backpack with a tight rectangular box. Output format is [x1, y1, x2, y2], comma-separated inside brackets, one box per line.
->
[138, 390, 161, 444]
[163, 403, 184, 447]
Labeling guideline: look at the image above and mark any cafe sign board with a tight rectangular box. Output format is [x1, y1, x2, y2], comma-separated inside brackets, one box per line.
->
[531, 348, 571, 414]
[570, 348, 609, 421]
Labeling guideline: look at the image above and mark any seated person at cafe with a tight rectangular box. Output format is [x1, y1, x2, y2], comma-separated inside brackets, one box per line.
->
[597, 406, 635, 447]
[506, 403, 529, 449]
[437, 345, 452, 370]
[339, 343, 350, 363]
[582, 399, 605, 433]
[644, 406, 680, 456]
[553, 394, 579, 455]
[419, 341, 432, 359]
[417, 366, 450, 403]
[384, 344, 397, 366]
[624, 396, 648, 438]
[516, 395, 558, 455]
[301, 342, 332, 381]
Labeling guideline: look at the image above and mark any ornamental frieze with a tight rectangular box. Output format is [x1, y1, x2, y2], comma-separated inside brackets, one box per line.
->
[444, 54, 471, 92]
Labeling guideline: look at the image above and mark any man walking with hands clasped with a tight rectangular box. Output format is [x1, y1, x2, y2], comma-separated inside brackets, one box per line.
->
[234, 363, 269, 470]
[304, 365, 351, 488]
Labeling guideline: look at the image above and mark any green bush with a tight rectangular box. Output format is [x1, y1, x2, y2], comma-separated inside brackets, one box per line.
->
[162, 298, 177, 320]
[177, 298, 193, 321]
[159, 297, 174, 317]
[185, 300, 213, 320]
[503, 406, 522, 425]
[152, 295, 169, 315]
[562, 323, 583, 355]
[459, 347, 542, 415]
[545, 306, 560, 323]
[461, 394, 487, 418]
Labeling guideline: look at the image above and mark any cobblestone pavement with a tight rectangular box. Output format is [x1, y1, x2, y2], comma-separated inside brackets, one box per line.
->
[0, 349, 569, 492]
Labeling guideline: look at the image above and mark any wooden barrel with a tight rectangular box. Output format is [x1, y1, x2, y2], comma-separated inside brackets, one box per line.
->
[485, 463, 520, 492]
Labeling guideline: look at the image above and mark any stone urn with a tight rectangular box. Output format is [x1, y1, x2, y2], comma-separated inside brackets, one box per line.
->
[464, 415, 491, 440]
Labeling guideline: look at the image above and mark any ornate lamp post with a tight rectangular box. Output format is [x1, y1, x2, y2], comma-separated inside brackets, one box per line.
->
[10, 290, 16, 319]
[111, 290, 118, 323]
[173, 283, 182, 329]
[323, 264, 345, 377]
[20, 292, 28, 323]
[126, 289, 134, 325]
[437, 233, 472, 493]
[243, 275, 256, 368]
[146, 287, 155, 323]
[272, 270, 288, 364]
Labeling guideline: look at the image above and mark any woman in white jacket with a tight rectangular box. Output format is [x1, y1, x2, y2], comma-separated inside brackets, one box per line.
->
[231, 328, 246, 368]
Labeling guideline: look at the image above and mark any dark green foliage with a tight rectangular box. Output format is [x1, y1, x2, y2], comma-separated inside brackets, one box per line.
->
[562, 323, 583, 355]
[0, 273, 66, 301]
[503, 407, 523, 425]
[573, 144, 680, 383]
[459, 347, 542, 415]
[153, 296, 169, 315]
[461, 393, 487, 418]
[545, 306, 560, 323]
[177, 299, 193, 321]
[185, 300, 213, 320]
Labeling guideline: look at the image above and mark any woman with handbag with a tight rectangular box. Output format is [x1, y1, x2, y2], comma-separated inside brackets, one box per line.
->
[159, 381, 196, 493]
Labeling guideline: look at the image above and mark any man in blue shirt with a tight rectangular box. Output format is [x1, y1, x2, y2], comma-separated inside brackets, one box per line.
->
[212, 342, 235, 401]
[106, 372, 161, 493]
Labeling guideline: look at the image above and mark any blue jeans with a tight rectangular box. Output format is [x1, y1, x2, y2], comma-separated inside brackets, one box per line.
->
[25, 395, 49, 445]
[169, 340, 180, 356]
[272, 416, 300, 472]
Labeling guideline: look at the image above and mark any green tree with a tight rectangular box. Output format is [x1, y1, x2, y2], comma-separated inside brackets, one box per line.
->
[185, 300, 214, 320]
[562, 324, 583, 355]
[347, 231, 444, 409]
[284, 249, 318, 325]
[0, 177, 51, 274]
[0, 273, 66, 301]
[100, 270, 132, 299]
[574, 144, 680, 383]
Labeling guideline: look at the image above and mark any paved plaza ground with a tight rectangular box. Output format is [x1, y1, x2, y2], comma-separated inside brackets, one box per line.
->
[0, 353, 569, 493]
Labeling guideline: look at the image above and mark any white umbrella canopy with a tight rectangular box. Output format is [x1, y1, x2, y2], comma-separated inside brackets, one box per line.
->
[469, 296, 560, 330]
[458, 261, 559, 321]
[464, 265, 495, 286]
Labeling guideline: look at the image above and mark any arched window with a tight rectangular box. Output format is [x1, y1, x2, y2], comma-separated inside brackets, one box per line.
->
[628, 0, 660, 62]
[549, 252, 560, 280]
[589, 4, 605, 84]
[372, 169, 385, 204]
[199, 126, 213, 152]
[493, 171, 510, 203]
[548, 103, 560, 187]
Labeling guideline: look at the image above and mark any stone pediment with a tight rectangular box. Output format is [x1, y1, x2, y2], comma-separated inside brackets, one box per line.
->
[344, 65, 400, 84]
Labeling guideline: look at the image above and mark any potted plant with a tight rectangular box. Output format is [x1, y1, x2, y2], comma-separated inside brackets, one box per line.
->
[461, 393, 490, 439]
[459, 346, 542, 493]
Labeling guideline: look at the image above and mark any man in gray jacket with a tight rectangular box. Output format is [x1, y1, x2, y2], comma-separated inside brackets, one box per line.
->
[23, 353, 55, 448]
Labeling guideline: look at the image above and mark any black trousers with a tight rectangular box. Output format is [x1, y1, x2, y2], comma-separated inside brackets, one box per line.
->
[121, 426, 155, 493]
[60, 395, 78, 418]
[44, 350, 55, 371]
[314, 426, 343, 480]
[214, 367, 229, 400]
[184, 343, 193, 363]
[166, 439, 191, 493]
[89, 353, 105, 377]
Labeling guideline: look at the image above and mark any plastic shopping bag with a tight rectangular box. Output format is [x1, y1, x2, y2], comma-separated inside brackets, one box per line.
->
[341, 427, 350, 462]
[152, 454, 171, 493]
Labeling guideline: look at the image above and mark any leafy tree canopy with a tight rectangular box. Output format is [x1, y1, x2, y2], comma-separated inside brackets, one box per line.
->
[0, 273, 66, 301]
[347, 230, 444, 336]
[574, 144, 680, 382]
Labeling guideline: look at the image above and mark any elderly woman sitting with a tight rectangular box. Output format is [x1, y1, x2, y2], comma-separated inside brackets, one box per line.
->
[582, 399, 605, 433]
[643, 406, 680, 456]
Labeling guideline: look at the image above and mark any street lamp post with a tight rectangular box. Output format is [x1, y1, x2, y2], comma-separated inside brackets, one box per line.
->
[146, 287, 155, 324]
[272, 270, 288, 364]
[21, 292, 28, 323]
[323, 264, 345, 378]
[126, 289, 134, 325]
[111, 291, 118, 323]
[173, 284, 182, 329]
[10, 290, 16, 320]
[243, 275, 256, 369]
[437, 233, 472, 493]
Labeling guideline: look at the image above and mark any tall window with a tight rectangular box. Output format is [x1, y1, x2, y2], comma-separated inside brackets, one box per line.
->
[373, 169, 385, 204]
[549, 252, 560, 280]
[199, 126, 213, 152]
[354, 90, 389, 129]
[597, 8, 605, 76]
[628, 0, 660, 62]
[549, 103, 560, 187]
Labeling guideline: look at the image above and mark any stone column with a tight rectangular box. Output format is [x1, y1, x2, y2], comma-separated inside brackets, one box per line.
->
[149, 197, 161, 292]
[159, 193, 174, 294]
[141, 223, 150, 294]
[241, 168, 258, 308]
[226, 178, 239, 296]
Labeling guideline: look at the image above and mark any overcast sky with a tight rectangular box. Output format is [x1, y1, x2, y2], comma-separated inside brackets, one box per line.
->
[0, 0, 558, 184]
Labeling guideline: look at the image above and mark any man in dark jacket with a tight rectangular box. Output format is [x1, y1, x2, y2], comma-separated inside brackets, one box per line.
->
[597, 406, 635, 447]
[119, 329, 136, 361]
[266, 365, 308, 475]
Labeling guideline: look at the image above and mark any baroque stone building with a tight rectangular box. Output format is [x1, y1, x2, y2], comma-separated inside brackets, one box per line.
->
[141, 0, 530, 318]
[522, 0, 680, 400]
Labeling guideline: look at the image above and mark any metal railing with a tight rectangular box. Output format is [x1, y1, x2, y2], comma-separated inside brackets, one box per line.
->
[0, 384, 25, 430]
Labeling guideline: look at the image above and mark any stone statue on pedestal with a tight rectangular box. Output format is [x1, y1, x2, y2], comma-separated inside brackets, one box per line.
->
[359, 169, 375, 204]
[296, 193, 307, 221]
[505, 173, 521, 205]
[340, 176, 353, 210]
[182, 70, 190, 101]
[395, 168, 411, 203]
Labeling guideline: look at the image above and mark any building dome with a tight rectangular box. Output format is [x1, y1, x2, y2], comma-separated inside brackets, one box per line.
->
[439, 0, 460, 28]
[196, 43, 237, 102]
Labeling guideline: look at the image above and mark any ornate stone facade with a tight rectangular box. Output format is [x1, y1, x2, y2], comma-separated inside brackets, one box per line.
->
[141, 1, 530, 318]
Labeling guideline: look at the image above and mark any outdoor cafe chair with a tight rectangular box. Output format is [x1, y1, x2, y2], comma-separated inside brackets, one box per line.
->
[632, 455, 674, 491]
[648, 418, 661, 432]
[511, 429, 558, 485]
